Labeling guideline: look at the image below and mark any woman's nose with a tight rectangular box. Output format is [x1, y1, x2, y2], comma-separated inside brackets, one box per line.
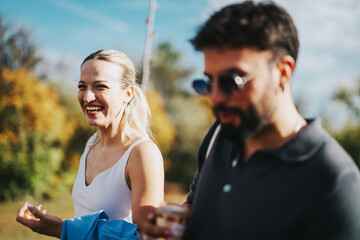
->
[83, 90, 96, 103]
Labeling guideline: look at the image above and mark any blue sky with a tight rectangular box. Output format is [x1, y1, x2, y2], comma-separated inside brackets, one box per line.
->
[1, 0, 360, 127]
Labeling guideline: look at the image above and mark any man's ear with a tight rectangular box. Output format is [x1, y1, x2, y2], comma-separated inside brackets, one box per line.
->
[277, 55, 295, 91]
[124, 86, 135, 104]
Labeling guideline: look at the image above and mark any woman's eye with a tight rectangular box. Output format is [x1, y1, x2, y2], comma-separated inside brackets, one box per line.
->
[96, 85, 108, 89]
[78, 85, 86, 90]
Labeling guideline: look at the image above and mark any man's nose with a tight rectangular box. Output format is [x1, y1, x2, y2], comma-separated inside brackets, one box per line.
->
[210, 81, 227, 106]
[83, 90, 96, 103]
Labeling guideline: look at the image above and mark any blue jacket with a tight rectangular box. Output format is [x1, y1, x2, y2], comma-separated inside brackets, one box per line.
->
[61, 211, 141, 240]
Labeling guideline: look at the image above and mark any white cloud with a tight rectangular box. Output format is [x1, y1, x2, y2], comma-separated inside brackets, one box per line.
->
[45, 0, 129, 33]
[297, 53, 337, 74]
[289, 0, 360, 53]
[36, 48, 83, 88]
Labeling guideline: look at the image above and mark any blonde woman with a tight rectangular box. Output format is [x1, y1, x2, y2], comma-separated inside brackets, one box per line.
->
[16, 50, 164, 238]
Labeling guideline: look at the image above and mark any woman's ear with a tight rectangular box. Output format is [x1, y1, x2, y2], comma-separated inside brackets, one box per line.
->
[124, 86, 135, 104]
[277, 55, 296, 91]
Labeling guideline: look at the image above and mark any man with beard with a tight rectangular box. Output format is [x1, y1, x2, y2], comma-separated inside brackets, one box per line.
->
[141, 1, 360, 240]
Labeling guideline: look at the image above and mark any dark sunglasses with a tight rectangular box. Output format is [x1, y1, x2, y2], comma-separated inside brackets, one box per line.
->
[192, 71, 257, 96]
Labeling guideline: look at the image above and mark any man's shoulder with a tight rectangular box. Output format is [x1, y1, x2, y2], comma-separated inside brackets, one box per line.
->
[305, 120, 360, 184]
[315, 131, 358, 176]
[289, 118, 359, 184]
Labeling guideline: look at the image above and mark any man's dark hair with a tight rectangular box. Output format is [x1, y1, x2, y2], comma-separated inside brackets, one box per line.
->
[191, 1, 299, 61]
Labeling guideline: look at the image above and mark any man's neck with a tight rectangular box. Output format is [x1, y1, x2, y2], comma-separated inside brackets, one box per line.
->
[243, 113, 306, 162]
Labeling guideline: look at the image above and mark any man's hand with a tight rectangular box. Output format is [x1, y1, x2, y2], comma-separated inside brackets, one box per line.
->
[140, 211, 174, 240]
[16, 202, 63, 238]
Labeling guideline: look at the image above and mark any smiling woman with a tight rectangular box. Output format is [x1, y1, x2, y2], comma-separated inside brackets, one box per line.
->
[78, 58, 129, 128]
[16, 50, 164, 239]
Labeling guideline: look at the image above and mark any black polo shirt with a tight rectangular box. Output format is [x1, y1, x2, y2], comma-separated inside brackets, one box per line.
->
[184, 119, 360, 240]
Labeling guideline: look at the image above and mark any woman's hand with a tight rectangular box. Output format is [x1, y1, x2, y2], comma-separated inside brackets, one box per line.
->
[16, 202, 63, 238]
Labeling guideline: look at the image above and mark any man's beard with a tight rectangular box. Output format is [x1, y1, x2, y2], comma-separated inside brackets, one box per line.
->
[213, 104, 270, 143]
[213, 71, 278, 143]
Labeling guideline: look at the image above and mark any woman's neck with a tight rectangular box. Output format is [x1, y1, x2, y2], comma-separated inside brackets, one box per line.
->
[97, 125, 142, 149]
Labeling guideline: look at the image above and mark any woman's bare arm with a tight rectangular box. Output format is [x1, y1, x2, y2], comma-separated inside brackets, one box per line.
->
[126, 140, 164, 231]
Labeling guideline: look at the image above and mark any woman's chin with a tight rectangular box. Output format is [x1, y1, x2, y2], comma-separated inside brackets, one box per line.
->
[86, 119, 104, 128]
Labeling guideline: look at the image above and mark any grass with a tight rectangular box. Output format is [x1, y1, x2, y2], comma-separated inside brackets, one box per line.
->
[0, 182, 187, 240]
[0, 194, 74, 240]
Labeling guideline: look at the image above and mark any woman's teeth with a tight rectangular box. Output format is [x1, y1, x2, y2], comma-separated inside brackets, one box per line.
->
[85, 106, 103, 111]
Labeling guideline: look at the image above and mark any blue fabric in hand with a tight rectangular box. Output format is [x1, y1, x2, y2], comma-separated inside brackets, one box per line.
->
[61, 210, 140, 240]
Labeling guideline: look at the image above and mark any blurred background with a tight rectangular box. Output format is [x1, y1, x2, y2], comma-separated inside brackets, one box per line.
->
[0, 0, 359, 239]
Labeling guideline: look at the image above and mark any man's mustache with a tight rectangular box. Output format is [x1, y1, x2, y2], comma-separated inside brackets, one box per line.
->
[213, 104, 245, 117]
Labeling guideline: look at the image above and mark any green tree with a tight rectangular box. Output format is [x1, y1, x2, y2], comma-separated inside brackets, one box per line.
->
[151, 42, 193, 99]
[331, 78, 360, 168]
[147, 91, 176, 155]
[146, 90, 177, 168]
[0, 14, 41, 70]
[0, 13, 93, 200]
[0, 68, 71, 200]
[166, 95, 214, 189]
[149, 42, 215, 190]
[333, 78, 360, 120]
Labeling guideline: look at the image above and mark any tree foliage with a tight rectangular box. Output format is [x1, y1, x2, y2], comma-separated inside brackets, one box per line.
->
[333, 78, 360, 120]
[147, 90, 176, 159]
[0, 13, 93, 201]
[0, 15, 41, 70]
[0, 68, 70, 200]
[151, 42, 193, 99]
[150, 42, 215, 190]
[166, 95, 214, 189]
[333, 126, 360, 168]
[331, 78, 360, 168]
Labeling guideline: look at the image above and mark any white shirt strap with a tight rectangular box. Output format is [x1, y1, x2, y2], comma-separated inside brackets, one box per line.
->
[205, 124, 221, 159]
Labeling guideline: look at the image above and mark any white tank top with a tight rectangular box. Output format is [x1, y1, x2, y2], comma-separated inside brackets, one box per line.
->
[72, 135, 150, 222]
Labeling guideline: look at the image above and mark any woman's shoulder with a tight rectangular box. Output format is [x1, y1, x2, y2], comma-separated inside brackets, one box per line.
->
[126, 137, 163, 178]
[126, 138, 162, 168]
[130, 138, 161, 159]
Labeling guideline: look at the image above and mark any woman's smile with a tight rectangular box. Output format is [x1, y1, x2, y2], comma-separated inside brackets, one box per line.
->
[84, 104, 105, 117]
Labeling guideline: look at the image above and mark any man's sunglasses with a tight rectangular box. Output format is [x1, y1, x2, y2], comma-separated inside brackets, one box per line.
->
[192, 71, 257, 96]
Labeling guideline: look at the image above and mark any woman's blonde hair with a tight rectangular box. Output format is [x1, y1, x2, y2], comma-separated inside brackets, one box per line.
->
[81, 49, 153, 144]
